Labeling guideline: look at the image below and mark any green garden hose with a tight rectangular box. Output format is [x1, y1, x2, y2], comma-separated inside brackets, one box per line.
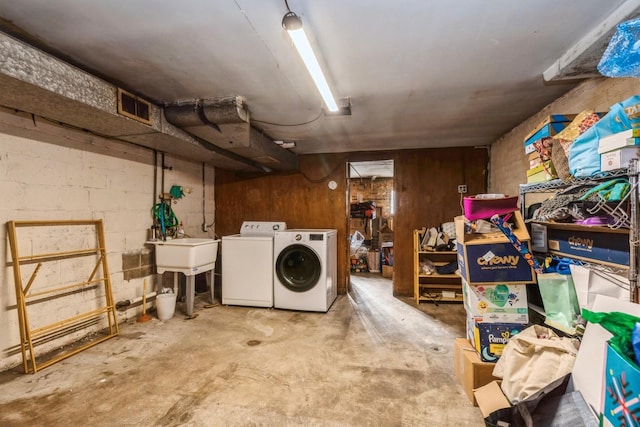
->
[152, 202, 179, 236]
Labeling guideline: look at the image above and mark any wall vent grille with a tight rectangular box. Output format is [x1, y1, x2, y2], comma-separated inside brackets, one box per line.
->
[117, 88, 152, 125]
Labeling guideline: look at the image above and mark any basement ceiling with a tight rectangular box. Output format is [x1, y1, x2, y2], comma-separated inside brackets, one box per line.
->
[0, 1, 638, 169]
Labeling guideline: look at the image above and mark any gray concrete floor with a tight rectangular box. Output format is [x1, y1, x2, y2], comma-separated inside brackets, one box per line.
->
[0, 273, 483, 426]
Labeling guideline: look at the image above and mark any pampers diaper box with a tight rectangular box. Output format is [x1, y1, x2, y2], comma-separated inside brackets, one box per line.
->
[455, 213, 536, 286]
[473, 322, 525, 362]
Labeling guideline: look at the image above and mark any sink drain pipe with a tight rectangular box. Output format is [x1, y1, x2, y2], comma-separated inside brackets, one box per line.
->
[116, 292, 158, 310]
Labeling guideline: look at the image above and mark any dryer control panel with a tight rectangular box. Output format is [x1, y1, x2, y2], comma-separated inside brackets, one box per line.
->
[240, 221, 287, 237]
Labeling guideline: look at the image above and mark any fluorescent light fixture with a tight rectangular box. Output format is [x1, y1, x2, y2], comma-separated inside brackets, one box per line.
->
[282, 11, 338, 112]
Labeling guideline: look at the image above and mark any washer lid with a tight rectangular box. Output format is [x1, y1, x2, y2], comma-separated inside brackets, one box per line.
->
[240, 221, 287, 236]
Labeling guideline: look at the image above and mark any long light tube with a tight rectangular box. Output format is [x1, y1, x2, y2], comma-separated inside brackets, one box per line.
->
[285, 19, 338, 112]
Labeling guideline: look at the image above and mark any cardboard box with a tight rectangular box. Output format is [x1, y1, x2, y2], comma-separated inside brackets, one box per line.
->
[455, 212, 536, 285]
[473, 322, 525, 362]
[474, 380, 511, 418]
[457, 241, 536, 286]
[455, 211, 529, 245]
[528, 151, 541, 162]
[523, 114, 577, 154]
[382, 265, 393, 278]
[526, 161, 556, 183]
[462, 279, 529, 324]
[600, 146, 640, 172]
[546, 224, 629, 268]
[528, 151, 542, 169]
[453, 338, 499, 406]
[602, 343, 640, 427]
[465, 310, 476, 344]
[597, 128, 640, 154]
[529, 158, 542, 169]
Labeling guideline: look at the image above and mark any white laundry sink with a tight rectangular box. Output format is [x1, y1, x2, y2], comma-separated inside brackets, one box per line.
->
[150, 238, 220, 275]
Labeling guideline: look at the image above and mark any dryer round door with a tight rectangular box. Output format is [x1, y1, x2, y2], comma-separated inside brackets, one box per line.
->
[275, 244, 321, 292]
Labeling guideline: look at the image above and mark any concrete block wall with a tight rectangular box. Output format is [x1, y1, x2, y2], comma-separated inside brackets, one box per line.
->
[489, 77, 640, 195]
[0, 109, 216, 371]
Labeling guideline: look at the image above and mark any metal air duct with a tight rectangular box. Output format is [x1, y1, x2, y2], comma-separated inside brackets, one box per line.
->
[164, 97, 298, 171]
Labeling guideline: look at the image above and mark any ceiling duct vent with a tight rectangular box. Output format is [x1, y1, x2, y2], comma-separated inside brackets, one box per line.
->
[117, 88, 152, 125]
[164, 96, 298, 171]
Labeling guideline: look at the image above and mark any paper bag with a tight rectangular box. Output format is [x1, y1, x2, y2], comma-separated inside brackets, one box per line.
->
[569, 264, 629, 310]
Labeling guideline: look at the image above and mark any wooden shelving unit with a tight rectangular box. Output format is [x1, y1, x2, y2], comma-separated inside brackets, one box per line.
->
[6, 219, 119, 374]
[413, 228, 462, 304]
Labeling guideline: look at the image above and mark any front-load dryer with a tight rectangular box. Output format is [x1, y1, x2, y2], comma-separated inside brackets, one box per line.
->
[273, 229, 337, 312]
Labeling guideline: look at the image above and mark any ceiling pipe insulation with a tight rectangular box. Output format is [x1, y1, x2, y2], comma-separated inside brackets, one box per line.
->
[164, 98, 272, 172]
[164, 97, 298, 171]
[164, 96, 249, 127]
[0, 31, 292, 173]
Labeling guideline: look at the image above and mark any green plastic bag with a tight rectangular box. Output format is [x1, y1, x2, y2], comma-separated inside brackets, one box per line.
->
[582, 308, 640, 365]
[538, 273, 581, 333]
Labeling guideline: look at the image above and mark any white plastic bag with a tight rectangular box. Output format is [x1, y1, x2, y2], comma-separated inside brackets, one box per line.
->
[349, 230, 365, 256]
[569, 264, 629, 310]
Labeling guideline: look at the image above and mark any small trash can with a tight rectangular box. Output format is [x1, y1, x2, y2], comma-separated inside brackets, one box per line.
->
[156, 292, 177, 321]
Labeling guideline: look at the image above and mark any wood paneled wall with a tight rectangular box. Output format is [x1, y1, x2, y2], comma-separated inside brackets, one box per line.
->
[215, 147, 488, 297]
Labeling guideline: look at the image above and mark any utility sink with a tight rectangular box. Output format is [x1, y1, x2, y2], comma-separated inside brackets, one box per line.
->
[150, 238, 220, 275]
[148, 238, 221, 318]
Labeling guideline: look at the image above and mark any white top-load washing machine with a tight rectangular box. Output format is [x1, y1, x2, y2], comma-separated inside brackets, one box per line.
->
[273, 229, 337, 312]
[222, 221, 286, 307]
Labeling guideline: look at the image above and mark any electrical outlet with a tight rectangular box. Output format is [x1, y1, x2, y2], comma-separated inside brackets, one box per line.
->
[458, 185, 467, 194]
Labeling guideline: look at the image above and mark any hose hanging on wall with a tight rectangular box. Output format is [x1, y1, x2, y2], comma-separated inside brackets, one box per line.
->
[152, 201, 179, 237]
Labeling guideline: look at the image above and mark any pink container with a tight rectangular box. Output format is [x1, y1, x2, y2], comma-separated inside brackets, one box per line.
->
[463, 194, 519, 220]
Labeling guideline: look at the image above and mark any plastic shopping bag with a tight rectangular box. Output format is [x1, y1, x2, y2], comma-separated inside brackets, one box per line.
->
[537, 272, 581, 334]
[598, 17, 640, 78]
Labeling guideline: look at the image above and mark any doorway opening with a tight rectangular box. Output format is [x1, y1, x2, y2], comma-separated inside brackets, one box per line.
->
[346, 160, 394, 295]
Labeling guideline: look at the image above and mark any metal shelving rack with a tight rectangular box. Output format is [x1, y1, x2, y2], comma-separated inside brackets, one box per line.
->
[518, 161, 639, 303]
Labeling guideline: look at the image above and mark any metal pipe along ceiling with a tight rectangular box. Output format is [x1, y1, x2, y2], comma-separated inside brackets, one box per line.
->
[164, 97, 298, 172]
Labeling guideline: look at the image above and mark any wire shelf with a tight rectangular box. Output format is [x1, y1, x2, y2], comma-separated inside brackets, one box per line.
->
[519, 167, 630, 194]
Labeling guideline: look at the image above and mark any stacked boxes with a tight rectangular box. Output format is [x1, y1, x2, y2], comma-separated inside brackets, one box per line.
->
[462, 280, 528, 324]
[523, 114, 576, 183]
[455, 212, 535, 286]
[455, 211, 533, 363]
[597, 128, 640, 153]
[526, 161, 556, 183]
[523, 114, 576, 155]
[598, 129, 640, 172]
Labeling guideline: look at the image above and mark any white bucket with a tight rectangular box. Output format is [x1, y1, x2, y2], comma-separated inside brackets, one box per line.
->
[156, 292, 177, 321]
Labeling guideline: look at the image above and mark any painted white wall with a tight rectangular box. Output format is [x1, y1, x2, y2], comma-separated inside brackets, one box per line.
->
[0, 110, 216, 371]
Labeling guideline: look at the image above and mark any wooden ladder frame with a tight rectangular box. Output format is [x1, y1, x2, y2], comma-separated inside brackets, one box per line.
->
[6, 219, 119, 374]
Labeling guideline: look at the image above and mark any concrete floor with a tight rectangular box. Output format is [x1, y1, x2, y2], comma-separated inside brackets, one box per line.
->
[0, 274, 483, 426]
